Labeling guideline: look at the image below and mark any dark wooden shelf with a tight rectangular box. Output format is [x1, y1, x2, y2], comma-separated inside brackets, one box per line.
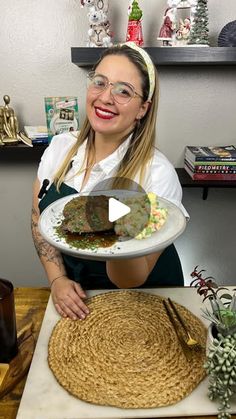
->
[71, 47, 236, 67]
[0, 144, 47, 162]
[176, 168, 236, 199]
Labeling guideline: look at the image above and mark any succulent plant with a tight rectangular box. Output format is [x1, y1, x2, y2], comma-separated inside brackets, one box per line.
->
[190, 266, 236, 336]
[190, 266, 236, 418]
[204, 333, 236, 419]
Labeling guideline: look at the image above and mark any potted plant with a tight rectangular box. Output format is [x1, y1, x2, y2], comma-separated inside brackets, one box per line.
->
[190, 266, 236, 419]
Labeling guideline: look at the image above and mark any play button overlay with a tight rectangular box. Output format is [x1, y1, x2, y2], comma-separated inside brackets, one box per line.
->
[108, 198, 130, 222]
[85, 177, 151, 240]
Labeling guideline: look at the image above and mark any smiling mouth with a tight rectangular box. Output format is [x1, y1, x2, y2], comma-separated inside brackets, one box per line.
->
[95, 107, 117, 120]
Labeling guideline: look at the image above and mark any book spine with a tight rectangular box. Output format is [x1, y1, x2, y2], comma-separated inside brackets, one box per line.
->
[184, 160, 236, 173]
[32, 138, 49, 145]
[186, 152, 236, 162]
[185, 158, 236, 167]
[184, 165, 236, 181]
[185, 145, 236, 160]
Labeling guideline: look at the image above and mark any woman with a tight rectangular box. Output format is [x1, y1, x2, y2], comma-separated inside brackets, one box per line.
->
[32, 42, 187, 321]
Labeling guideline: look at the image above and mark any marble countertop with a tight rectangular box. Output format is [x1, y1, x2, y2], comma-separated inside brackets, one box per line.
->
[16, 287, 236, 419]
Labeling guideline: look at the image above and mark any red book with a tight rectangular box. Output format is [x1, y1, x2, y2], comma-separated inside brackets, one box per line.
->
[184, 164, 236, 181]
[184, 159, 236, 174]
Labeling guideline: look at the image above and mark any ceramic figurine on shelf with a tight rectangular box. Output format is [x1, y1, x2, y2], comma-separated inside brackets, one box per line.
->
[0, 95, 19, 145]
[188, 0, 209, 46]
[126, 0, 144, 46]
[157, 7, 176, 46]
[176, 17, 191, 42]
[0, 107, 4, 145]
[81, 0, 113, 47]
[0, 95, 32, 146]
[157, 0, 196, 47]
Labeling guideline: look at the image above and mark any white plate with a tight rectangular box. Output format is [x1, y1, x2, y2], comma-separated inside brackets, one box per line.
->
[38, 191, 186, 260]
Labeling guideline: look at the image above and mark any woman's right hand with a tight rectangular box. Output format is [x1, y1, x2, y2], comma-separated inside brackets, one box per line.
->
[51, 276, 90, 320]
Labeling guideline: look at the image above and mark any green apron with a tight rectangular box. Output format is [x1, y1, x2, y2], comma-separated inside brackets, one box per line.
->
[39, 183, 184, 289]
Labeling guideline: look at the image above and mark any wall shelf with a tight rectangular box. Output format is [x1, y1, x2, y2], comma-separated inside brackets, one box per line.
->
[0, 144, 47, 163]
[71, 47, 236, 67]
[176, 168, 236, 200]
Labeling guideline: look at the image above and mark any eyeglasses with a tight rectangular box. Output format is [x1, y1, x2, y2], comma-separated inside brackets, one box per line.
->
[87, 71, 143, 105]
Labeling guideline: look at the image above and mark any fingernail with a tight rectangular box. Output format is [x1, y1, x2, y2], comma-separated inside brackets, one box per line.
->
[80, 313, 85, 319]
[73, 316, 77, 320]
[85, 309, 89, 314]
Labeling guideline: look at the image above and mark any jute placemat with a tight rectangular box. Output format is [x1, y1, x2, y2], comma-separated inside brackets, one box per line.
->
[48, 290, 207, 408]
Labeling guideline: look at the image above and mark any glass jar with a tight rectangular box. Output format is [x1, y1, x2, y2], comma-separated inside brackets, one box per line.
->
[0, 278, 18, 363]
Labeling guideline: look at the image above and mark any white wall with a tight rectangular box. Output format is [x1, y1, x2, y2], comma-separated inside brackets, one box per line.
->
[0, 0, 236, 286]
[1, 0, 236, 164]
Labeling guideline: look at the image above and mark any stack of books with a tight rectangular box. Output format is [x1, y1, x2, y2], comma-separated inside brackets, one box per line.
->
[24, 126, 49, 145]
[184, 145, 236, 180]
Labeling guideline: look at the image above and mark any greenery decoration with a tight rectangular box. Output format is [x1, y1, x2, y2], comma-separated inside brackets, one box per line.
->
[188, 0, 209, 45]
[129, 0, 143, 21]
[190, 266, 236, 336]
[205, 333, 236, 419]
[191, 266, 236, 418]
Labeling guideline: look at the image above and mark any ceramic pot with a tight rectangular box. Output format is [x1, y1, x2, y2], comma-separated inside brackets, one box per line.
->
[206, 323, 219, 354]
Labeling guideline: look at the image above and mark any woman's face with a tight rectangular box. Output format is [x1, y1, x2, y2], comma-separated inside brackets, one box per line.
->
[86, 55, 149, 141]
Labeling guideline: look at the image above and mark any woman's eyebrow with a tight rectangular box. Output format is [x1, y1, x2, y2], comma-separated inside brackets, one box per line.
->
[95, 72, 134, 86]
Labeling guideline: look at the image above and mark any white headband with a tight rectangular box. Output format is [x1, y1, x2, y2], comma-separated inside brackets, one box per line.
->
[123, 42, 155, 102]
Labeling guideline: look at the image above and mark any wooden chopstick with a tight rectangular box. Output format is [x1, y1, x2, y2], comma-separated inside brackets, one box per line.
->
[167, 298, 189, 335]
[162, 299, 190, 360]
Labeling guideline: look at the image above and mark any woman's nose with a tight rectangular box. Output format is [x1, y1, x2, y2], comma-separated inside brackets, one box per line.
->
[99, 83, 115, 104]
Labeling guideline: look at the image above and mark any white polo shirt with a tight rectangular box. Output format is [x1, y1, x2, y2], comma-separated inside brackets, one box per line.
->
[38, 132, 188, 217]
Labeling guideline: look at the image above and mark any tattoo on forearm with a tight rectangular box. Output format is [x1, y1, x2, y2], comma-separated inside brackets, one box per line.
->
[31, 207, 64, 269]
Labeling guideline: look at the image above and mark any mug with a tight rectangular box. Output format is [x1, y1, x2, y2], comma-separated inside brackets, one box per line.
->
[0, 278, 18, 363]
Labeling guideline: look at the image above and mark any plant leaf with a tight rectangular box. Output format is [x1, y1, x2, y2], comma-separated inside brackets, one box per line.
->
[208, 281, 218, 288]
[229, 294, 236, 311]
[190, 279, 199, 287]
[219, 293, 232, 301]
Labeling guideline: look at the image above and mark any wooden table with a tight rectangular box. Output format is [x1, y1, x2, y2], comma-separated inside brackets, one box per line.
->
[0, 287, 235, 419]
[0, 287, 50, 419]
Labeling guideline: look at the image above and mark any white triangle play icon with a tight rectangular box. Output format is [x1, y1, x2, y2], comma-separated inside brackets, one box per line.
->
[108, 198, 130, 222]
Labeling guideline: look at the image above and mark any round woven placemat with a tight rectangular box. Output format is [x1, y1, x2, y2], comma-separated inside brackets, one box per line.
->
[48, 290, 207, 408]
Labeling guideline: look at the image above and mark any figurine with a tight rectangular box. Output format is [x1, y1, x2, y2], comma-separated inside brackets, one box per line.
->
[176, 17, 191, 43]
[87, 7, 112, 47]
[0, 95, 31, 146]
[158, 1, 196, 46]
[0, 95, 19, 145]
[0, 107, 5, 145]
[157, 7, 175, 46]
[126, 0, 144, 46]
[81, 0, 113, 47]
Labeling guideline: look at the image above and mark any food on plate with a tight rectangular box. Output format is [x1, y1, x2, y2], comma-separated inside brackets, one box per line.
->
[114, 192, 168, 240]
[56, 192, 168, 249]
[61, 195, 113, 233]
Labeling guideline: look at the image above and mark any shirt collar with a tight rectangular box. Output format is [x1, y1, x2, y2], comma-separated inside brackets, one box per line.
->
[70, 139, 87, 167]
[97, 134, 132, 175]
[70, 134, 132, 175]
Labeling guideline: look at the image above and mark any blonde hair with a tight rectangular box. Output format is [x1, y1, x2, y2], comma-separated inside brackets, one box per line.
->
[54, 45, 159, 191]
